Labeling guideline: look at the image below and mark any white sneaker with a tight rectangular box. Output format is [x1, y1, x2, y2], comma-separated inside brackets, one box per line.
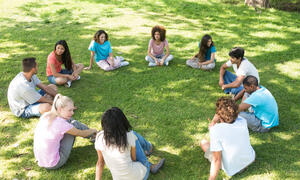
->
[148, 62, 157, 66]
[77, 76, 80, 80]
[165, 61, 169, 66]
[65, 80, 72, 88]
[120, 61, 129, 67]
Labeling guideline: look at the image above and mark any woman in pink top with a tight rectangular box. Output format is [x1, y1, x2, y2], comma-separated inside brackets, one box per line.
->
[46, 40, 84, 88]
[145, 25, 173, 66]
[33, 94, 97, 169]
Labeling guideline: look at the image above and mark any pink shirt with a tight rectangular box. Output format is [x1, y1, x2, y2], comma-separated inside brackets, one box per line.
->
[148, 39, 169, 56]
[34, 116, 73, 168]
[46, 51, 63, 76]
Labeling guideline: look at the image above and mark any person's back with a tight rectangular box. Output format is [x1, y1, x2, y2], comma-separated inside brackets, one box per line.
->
[210, 116, 255, 176]
[95, 130, 147, 180]
[7, 72, 41, 117]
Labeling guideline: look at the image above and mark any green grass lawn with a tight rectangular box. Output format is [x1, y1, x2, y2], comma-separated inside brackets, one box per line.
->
[1, 0, 300, 179]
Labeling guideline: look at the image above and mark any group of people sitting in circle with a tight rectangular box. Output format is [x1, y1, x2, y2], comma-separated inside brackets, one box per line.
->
[6, 25, 279, 180]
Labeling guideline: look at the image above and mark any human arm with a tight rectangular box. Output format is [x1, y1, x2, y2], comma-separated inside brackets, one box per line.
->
[199, 52, 215, 66]
[238, 103, 251, 112]
[233, 89, 245, 101]
[147, 41, 159, 65]
[219, 63, 228, 87]
[221, 75, 244, 90]
[85, 51, 95, 70]
[160, 43, 170, 65]
[130, 146, 137, 161]
[66, 127, 97, 138]
[109, 52, 114, 67]
[49, 63, 74, 80]
[37, 83, 57, 97]
[208, 114, 221, 129]
[37, 96, 53, 104]
[208, 151, 222, 180]
[95, 150, 105, 180]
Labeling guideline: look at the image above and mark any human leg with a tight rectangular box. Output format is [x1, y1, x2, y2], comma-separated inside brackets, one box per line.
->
[133, 131, 152, 154]
[163, 54, 173, 66]
[186, 58, 200, 69]
[145, 55, 157, 66]
[239, 112, 270, 132]
[74, 63, 84, 75]
[66, 118, 95, 138]
[223, 70, 243, 95]
[135, 138, 152, 180]
[96, 60, 111, 71]
[200, 62, 215, 70]
[46, 133, 75, 169]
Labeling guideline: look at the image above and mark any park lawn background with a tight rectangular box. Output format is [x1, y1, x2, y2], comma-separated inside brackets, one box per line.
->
[0, 0, 299, 179]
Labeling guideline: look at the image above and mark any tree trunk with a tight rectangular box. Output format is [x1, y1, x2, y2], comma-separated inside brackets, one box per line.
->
[245, 0, 270, 8]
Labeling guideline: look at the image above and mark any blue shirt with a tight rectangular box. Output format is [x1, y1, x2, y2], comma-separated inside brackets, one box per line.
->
[205, 45, 216, 61]
[88, 40, 112, 62]
[244, 86, 279, 128]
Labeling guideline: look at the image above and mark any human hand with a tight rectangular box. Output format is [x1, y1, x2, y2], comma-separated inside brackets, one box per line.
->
[219, 80, 224, 87]
[221, 85, 226, 90]
[84, 66, 91, 70]
[155, 59, 160, 65]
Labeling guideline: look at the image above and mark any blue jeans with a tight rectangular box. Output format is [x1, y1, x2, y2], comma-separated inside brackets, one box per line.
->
[223, 70, 244, 95]
[21, 89, 46, 118]
[133, 131, 152, 180]
[145, 54, 173, 66]
[48, 69, 73, 84]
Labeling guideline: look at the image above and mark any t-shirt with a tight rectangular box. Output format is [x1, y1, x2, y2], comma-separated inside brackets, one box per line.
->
[34, 116, 74, 168]
[226, 58, 260, 83]
[210, 116, 255, 176]
[7, 72, 42, 117]
[205, 45, 216, 61]
[244, 86, 279, 128]
[88, 40, 112, 62]
[46, 51, 63, 76]
[95, 130, 147, 180]
[148, 39, 169, 56]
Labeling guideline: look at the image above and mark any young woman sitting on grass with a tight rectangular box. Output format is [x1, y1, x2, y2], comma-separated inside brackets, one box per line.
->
[46, 40, 84, 88]
[200, 97, 255, 180]
[95, 107, 165, 180]
[85, 30, 129, 71]
[145, 25, 173, 66]
[186, 34, 216, 70]
[34, 94, 97, 169]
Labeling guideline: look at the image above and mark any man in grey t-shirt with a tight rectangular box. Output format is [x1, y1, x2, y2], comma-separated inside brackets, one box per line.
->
[7, 57, 57, 118]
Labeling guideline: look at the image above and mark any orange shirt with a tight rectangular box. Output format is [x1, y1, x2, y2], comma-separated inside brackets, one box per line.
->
[46, 51, 63, 76]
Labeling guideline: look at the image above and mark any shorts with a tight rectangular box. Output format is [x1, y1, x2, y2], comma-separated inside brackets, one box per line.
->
[20, 89, 46, 118]
[47, 69, 73, 84]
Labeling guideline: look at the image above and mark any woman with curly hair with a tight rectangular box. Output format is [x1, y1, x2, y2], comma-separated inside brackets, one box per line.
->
[47, 40, 84, 88]
[186, 34, 216, 70]
[145, 25, 173, 66]
[200, 97, 255, 180]
[95, 107, 165, 180]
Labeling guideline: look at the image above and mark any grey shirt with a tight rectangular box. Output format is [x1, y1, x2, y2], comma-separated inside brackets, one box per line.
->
[7, 72, 42, 117]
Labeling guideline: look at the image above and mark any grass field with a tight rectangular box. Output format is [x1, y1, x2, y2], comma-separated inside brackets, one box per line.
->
[0, 0, 300, 179]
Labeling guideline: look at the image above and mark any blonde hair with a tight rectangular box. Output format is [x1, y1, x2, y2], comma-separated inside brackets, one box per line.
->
[41, 94, 74, 126]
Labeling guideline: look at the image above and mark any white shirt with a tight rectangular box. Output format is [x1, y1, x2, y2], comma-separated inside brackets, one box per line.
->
[95, 131, 147, 180]
[226, 58, 260, 83]
[7, 72, 41, 117]
[210, 116, 255, 176]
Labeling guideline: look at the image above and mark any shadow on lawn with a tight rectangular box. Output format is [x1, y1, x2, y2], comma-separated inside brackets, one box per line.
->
[0, 0, 300, 179]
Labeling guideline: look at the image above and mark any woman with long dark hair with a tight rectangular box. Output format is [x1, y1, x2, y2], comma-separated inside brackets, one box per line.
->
[95, 107, 165, 180]
[46, 40, 84, 87]
[186, 34, 216, 70]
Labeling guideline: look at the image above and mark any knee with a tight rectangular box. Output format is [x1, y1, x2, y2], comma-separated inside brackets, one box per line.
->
[56, 78, 68, 85]
[39, 103, 52, 114]
[77, 63, 84, 69]
[167, 54, 174, 60]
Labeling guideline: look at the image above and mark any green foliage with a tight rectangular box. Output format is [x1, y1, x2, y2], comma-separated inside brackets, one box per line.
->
[0, 0, 300, 179]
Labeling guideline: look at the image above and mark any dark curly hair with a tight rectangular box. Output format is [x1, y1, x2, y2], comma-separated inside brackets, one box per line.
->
[101, 107, 132, 151]
[151, 25, 166, 41]
[216, 97, 238, 124]
[54, 40, 72, 70]
[93, 30, 108, 43]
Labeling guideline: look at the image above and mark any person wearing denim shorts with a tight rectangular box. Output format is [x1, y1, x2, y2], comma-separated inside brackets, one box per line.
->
[7, 58, 57, 118]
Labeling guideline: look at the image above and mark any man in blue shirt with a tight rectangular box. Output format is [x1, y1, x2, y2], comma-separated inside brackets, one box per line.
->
[238, 75, 279, 132]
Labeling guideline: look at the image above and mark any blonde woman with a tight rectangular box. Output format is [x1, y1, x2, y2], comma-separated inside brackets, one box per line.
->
[33, 94, 97, 169]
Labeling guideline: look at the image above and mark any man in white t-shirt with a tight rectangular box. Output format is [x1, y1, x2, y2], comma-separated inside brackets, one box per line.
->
[219, 47, 259, 100]
[7, 57, 57, 118]
[200, 97, 255, 179]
